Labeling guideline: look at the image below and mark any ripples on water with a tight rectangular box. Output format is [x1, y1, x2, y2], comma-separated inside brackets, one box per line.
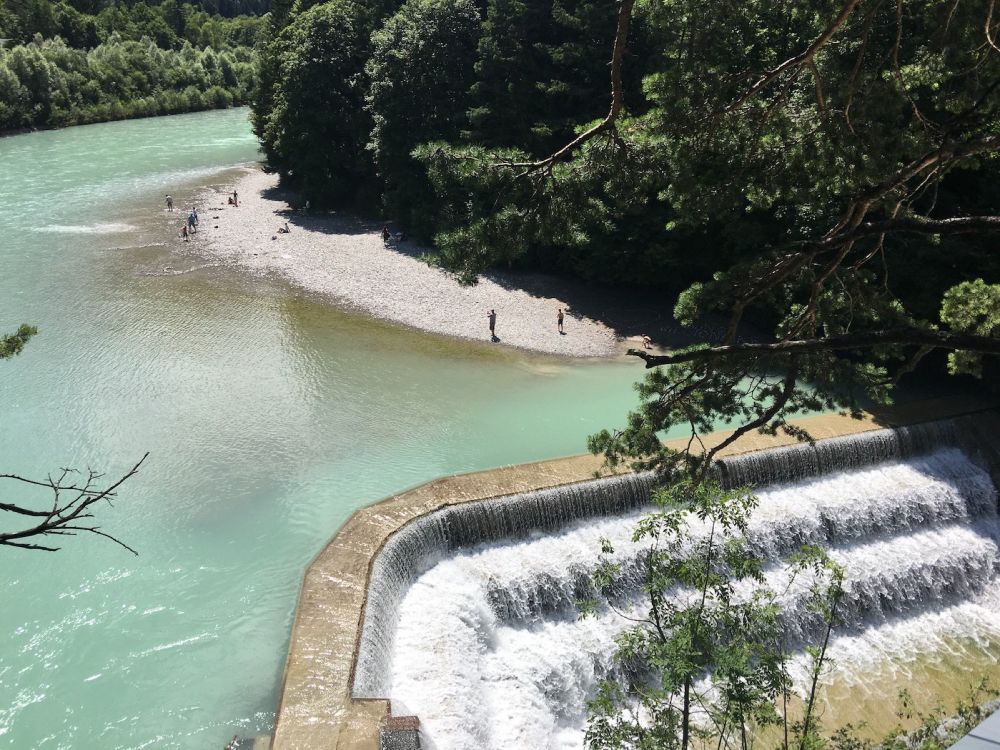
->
[33, 223, 138, 234]
[0, 109, 648, 748]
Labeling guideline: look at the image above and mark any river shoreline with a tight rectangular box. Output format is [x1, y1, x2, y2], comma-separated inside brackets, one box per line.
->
[185, 167, 720, 359]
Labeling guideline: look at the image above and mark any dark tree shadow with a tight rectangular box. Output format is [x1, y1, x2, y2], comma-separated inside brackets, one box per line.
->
[480, 269, 737, 349]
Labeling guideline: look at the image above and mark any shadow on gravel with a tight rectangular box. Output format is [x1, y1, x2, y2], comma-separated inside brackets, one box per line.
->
[250, 179, 741, 349]
[482, 270, 735, 350]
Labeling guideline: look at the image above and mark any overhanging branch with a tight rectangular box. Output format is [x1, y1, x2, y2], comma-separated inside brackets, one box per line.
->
[721, 0, 863, 113]
[844, 214, 1000, 239]
[503, 0, 635, 176]
[1, 453, 148, 554]
[628, 328, 1000, 368]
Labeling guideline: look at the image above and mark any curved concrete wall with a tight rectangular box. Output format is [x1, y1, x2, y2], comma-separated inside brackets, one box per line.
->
[352, 471, 656, 699]
[270, 396, 1000, 750]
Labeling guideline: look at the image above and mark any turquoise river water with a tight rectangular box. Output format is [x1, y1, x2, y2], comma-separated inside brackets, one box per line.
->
[0, 109, 656, 748]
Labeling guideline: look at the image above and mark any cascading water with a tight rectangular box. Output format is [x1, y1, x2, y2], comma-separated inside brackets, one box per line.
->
[353, 472, 656, 698]
[352, 421, 1000, 749]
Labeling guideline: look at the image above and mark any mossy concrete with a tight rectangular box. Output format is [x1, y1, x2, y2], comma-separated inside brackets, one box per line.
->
[271, 395, 999, 750]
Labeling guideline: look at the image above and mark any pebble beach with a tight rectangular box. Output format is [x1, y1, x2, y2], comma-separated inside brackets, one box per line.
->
[188, 168, 706, 358]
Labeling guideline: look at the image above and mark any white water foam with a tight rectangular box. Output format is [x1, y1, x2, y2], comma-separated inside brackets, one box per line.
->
[386, 447, 999, 749]
[34, 222, 137, 235]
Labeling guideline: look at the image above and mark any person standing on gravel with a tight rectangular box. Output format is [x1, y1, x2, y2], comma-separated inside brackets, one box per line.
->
[165, 195, 173, 211]
[487, 309, 497, 341]
[557, 308, 565, 334]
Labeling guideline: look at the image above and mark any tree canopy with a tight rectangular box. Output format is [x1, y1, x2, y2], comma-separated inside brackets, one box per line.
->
[255, 0, 374, 201]
[253, 0, 1000, 456]
[365, 0, 480, 233]
[0, 0, 263, 130]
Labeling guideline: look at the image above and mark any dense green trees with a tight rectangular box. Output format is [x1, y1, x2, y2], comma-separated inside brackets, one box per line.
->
[0, 0, 265, 47]
[365, 0, 479, 231]
[0, 34, 255, 129]
[256, 0, 999, 296]
[468, 0, 627, 152]
[256, 0, 373, 202]
[0, 0, 263, 130]
[253, 0, 629, 217]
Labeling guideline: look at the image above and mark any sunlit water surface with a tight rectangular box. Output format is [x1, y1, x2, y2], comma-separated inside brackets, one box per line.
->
[0, 109, 655, 748]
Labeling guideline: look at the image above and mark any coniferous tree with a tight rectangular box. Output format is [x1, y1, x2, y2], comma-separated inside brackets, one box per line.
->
[365, 0, 480, 231]
[259, 0, 374, 203]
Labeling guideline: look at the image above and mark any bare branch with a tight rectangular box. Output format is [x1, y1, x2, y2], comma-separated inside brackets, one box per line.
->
[822, 213, 1000, 249]
[844, 0, 883, 133]
[503, 0, 635, 176]
[1, 453, 148, 554]
[987, 0, 1000, 53]
[806, 59, 827, 113]
[829, 134, 1000, 236]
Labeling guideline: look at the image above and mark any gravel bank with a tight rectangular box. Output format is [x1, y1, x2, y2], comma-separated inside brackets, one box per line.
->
[189, 168, 698, 358]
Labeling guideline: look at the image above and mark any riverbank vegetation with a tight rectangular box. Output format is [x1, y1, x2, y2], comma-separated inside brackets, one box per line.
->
[254, 0, 1000, 398]
[0, 0, 263, 130]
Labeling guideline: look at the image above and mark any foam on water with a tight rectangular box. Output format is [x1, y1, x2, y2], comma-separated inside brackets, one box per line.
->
[371, 428, 1000, 749]
[34, 222, 137, 234]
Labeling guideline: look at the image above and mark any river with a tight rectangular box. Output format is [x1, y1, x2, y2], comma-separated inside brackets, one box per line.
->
[0, 109, 651, 748]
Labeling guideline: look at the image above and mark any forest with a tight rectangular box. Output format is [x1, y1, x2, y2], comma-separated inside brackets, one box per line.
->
[253, 0, 1000, 296]
[0, 0, 263, 129]
[253, 0, 1000, 407]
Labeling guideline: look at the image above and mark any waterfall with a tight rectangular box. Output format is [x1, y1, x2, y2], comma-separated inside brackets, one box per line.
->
[351, 420, 1000, 749]
[710, 419, 960, 488]
[353, 472, 656, 698]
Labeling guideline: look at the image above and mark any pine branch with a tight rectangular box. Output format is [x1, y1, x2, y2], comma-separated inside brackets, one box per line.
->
[628, 329, 1000, 368]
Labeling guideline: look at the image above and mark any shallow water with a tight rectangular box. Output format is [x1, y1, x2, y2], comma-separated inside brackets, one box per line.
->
[0, 110, 655, 748]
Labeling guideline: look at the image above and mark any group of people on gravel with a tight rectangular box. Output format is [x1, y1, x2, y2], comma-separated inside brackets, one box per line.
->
[168, 191, 238, 241]
[179, 206, 198, 240]
[486, 307, 654, 348]
[163, 196, 651, 350]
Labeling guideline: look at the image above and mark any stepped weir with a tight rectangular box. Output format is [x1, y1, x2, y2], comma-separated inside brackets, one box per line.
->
[271, 403, 1000, 750]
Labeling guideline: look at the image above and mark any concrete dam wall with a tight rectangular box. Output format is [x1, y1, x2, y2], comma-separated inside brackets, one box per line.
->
[271, 401, 1000, 750]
